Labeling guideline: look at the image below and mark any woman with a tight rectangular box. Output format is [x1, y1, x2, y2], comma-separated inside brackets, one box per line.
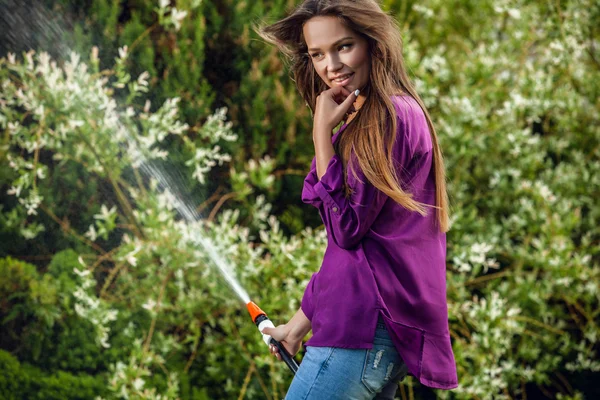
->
[256, 1, 458, 398]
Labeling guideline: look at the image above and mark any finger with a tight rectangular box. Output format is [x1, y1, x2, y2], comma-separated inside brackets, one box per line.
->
[261, 327, 272, 335]
[331, 85, 351, 96]
[263, 327, 285, 341]
[338, 86, 351, 96]
[262, 327, 280, 339]
[331, 86, 351, 103]
[270, 344, 280, 354]
[341, 89, 359, 111]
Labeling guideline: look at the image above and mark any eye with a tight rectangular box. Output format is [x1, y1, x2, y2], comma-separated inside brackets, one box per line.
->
[310, 43, 353, 59]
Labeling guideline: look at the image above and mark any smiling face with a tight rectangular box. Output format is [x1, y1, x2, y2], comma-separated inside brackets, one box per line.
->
[303, 16, 370, 94]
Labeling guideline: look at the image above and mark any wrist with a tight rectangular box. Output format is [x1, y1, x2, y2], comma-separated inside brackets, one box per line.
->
[287, 324, 306, 342]
[283, 307, 311, 342]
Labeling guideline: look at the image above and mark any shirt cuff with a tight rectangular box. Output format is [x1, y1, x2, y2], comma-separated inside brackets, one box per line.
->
[301, 158, 323, 207]
[312, 155, 345, 218]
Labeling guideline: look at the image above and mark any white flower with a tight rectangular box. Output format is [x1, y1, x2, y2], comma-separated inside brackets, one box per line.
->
[7, 186, 21, 196]
[21, 225, 43, 240]
[99, 326, 111, 348]
[34, 164, 45, 178]
[507, 8, 521, 19]
[137, 71, 149, 86]
[8, 121, 20, 135]
[68, 119, 85, 128]
[20, 196, 41, 215]
[104, 309, 118, 322]
[118, 45, 128, 60]
[124, 244, 142, 267]
[73, 267, 91, 278]
[159, 0, 170, 10]
[95, 204, 117, 221]
[85, 224, 98, 241]
[142, 298, 157, 311]
[126, 254, 138, 267]
[132, 378, 145, 391]
[538, 183, 556, 202]
[170, 8, 188, 31]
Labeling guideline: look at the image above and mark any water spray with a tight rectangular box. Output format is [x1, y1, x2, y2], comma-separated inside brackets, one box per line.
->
[246, 301, 299, 374]
[118, 91, 298, 376]
[130, 137, 299, 376]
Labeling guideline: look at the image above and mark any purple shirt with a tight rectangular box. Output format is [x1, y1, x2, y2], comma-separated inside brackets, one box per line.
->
[300, 94, 458, 390]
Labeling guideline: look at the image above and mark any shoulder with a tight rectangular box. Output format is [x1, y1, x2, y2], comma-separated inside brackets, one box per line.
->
[390, 94, 432, 153]
[390, 95, 427, 125]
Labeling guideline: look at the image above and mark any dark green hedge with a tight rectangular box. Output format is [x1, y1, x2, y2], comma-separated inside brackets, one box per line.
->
[0, 349, 108, 400]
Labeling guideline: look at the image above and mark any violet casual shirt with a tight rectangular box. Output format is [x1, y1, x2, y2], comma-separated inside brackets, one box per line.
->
[300, 94, 458, 390]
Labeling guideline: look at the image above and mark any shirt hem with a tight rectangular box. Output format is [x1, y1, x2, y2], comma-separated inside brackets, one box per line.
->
[303, 340, 374, 350]
[418, 377, 459, 390]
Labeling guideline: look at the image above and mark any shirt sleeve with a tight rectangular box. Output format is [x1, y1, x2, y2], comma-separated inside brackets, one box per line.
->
[301, 111, 414, 250]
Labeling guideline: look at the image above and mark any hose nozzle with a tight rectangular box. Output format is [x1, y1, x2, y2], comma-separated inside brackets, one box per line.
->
[246, 300, 266, 324]
[246, 301, 299, 374]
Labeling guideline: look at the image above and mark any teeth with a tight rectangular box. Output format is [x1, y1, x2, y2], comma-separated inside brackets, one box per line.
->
[334, 73, 352, 82]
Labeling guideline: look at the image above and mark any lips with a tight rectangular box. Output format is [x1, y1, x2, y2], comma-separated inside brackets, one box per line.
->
[331, 72, 354, 85]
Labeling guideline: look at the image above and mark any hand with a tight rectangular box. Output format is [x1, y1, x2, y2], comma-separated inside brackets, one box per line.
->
[261, 324, 302, 362]
[313, 86, 359, 139]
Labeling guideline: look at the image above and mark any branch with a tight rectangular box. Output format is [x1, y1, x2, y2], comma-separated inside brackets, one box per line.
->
[138, 269, 174, 375]
[197, 185, 225, 213]
[40, 203, 107, 254]
[207, 192, 238, 222]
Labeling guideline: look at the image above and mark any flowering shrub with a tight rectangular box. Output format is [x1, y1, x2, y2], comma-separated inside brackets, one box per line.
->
[0, 0, 598, 399]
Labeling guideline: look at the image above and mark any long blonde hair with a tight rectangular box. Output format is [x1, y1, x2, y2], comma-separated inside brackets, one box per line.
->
[255, 0, 450, 232]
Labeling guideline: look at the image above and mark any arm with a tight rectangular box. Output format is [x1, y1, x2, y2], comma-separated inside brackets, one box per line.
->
[302, 126, 389, 249]
[313, 127, 336, 181]
[286, 307, 312, 341]
[261, 307, 311, 360]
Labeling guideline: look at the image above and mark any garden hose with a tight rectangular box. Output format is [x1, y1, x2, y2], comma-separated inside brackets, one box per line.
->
[246, 301, 299, 374]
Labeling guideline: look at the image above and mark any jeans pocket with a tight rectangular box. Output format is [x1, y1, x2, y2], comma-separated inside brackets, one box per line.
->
[360, 342, 406, 394]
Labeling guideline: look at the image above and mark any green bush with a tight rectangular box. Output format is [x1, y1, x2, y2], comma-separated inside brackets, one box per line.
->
[0, 0, 598, 399]
[0, 349, 108, 399]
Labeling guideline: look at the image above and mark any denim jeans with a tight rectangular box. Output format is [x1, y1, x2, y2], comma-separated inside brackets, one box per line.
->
[284, 316, 409, 400]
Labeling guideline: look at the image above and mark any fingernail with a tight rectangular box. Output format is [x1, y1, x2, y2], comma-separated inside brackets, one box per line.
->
[354, 89, 360, 96]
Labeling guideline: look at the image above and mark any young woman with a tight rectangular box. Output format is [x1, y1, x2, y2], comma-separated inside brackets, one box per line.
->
[256, 1, 458, 398]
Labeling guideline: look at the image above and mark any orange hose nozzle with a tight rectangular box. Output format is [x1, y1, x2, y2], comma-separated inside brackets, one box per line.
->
[246, 301, 266, 323]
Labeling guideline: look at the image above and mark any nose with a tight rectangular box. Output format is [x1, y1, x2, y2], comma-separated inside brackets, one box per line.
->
[326, 53, 344, 74]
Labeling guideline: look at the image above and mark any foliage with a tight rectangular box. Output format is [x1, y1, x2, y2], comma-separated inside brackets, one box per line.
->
[0, 0, 599, 399]
[0, 349, 108, 399]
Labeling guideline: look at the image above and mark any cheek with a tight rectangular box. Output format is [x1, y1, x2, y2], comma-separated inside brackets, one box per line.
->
[352, 49, 369, 71]
[314, 65, 330, 84]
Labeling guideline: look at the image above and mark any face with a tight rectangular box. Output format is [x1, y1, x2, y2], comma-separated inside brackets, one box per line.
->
[303, 16, 370, 94]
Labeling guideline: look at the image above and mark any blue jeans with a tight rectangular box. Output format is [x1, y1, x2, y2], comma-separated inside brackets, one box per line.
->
[284, 317, 409, 400]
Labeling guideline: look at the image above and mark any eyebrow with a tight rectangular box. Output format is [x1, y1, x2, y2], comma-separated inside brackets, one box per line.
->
[307, 36, 354, 52]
